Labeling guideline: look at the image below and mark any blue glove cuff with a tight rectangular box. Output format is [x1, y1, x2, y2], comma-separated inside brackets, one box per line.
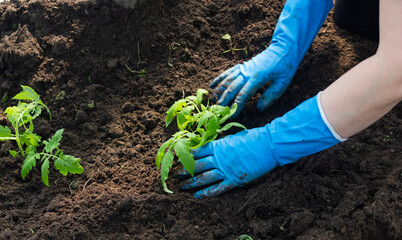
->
[265, 92, 345, 166]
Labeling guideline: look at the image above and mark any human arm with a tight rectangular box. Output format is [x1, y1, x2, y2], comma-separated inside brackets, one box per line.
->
[321, 0, 402, 138]
[211, 0, 334, 117]
[180, 0, 402, 198]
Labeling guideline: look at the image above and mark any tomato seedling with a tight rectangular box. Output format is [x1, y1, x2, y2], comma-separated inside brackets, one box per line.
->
[222, 33, 248, 54]
[156, 89, 246, 193]
[0, 86, 84, 186]
[168, 42, 181, 67]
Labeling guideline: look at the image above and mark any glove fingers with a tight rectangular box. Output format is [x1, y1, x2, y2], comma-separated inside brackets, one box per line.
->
[209, 65, 239, 88]
[230, 81, 259, 118]
[193, 180, 236, 199]
[180, 169, 223, 190]
[217, 75, 246, 107]
[192, 142, 214, 159]
[256, 79, 290, 111]
[213, 70, 240, 100]
[176, 156, 215, 179]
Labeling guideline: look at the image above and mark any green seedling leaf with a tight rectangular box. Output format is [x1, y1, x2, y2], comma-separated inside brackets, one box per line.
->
[20, 131, 41, 147]
[1, 92, 8, 104]
[9, 150, 18, 157]
[161, 149, 174, 194]
[236, 235, 253, 240]
[156, 139, 172, 168]
[0, 125, 13, 139]
[137, 69, 147, 78]
[41, 158, 50, 186]
[219, 103, 238, 124]
[88, 100, 95, 109]
[165, 99, 186, 127]
[197, 111, 213, 129]
[43, 129, 64, 153]
[54, 155, 84, 176]
[13, 85, 40, 101]
[32, 106, 43, 120]
[176, 106, 194, 130]
[221, 33, 231, 41]
[168, 43, 181, 67]
[196, 89, 208, 105]
[217, 122, 247, 133]
[55, 91, 65, 100]
[21, 151, 38, 180]
[174, 138, 195, 176]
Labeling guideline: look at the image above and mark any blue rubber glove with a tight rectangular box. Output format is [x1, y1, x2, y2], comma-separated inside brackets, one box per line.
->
[211, 0, 333, 117]
[179, 93, 346, 198]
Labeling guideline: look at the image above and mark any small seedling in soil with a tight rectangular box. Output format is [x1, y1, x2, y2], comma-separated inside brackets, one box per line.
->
[125, 64, 147, 78]
[0, 86, 84, 186]
[136, 69, 147, 78]
[168, 42, 181, 67]
[87, 100, 95, 109]
[221, 33, 248, 54]
[156, 89, 246, 193]
[55, 90, 65, 100]
[236, 235, 253, 240]
[1, 92, 8, 104]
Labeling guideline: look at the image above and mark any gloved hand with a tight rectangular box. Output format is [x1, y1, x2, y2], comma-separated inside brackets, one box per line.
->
[179, 93, 346, 198]
[211, 0, 333, 117]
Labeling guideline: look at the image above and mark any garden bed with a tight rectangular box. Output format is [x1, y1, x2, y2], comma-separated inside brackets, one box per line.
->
[0, 0, 401, 239]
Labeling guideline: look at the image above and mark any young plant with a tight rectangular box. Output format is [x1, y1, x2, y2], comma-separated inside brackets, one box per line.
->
[156, 89, 246, 193]
[168, 42, 181, 67]
[222, 33, 248, 54]
[0, 86, 84, 186]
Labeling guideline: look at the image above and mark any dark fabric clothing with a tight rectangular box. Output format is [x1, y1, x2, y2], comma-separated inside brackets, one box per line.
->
[334, 0, 379, 40]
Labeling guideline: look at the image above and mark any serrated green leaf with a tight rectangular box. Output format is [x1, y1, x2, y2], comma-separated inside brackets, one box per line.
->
[196, 89, 208, 105]
[229, 103, 238, 117]
[217, 122, 247, 133]
[174, 138, 195, 176]
[54, 154, 84, 176]
[206, 114, 220, 136]
[196, 111, 213, 129]
[218, 104, 237, 124]
[32, 105, 43, 120]
[191, 128, 207, 149]
[172, 130, 187, 138]
[0, 125, 12, 139]
[180, 105, 195, 115]
[25, 145, 37, 156]
[9, 150, 18, 157]
[4, 106, 19, 125]
[183, 132, 198, 139]
[44, 129, 64, 153]
[211, 104, 230, 118]
[185, 96, 197, 102]
[13, 85, 40, 101]
[161, 148, 174, 194]
[21, 131, 41, 147]
[41, 158, 50, 186]
[21, 151, 39, 180]
[165, 99, 186, 127]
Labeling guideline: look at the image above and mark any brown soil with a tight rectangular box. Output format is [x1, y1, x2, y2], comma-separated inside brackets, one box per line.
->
[0, 0, 401, 239]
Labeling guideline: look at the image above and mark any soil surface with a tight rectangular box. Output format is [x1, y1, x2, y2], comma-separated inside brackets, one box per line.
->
[0, 0, 401, 239]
